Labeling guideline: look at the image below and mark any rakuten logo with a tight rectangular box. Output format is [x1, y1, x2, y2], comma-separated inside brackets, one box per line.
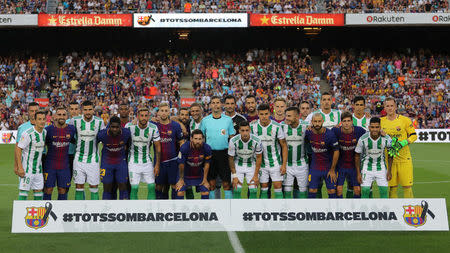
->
[432, 15, 450, 22]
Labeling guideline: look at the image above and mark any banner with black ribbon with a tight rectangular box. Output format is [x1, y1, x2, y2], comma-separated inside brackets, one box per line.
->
[43, 202, 57, 222]
[421, 200, 436, 220]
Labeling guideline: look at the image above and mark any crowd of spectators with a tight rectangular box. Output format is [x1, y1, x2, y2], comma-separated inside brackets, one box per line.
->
[1, 0, 448, 14]
[191, 48, 321, 114]
[321, 48, 449, 128]
[0, 50, 186, 130]
[0, 53, 48, 130]
[1, 48, 448, 130]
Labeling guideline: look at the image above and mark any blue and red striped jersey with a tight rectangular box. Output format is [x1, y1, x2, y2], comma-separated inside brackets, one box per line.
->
[332, 126, 366, 169]
[178, 141, 212, 180]
[96, 128, 131, 165]
[44, 124, 76, 170]
[305, 128, 338, 171]
[154, 121, 183, 162]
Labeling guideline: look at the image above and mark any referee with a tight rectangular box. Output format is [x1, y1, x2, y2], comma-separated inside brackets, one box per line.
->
[200, 96, 236, 199]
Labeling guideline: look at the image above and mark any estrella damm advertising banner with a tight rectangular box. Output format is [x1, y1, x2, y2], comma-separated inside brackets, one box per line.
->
[38, 14, 133, 27]
[250, 14, 344, 27]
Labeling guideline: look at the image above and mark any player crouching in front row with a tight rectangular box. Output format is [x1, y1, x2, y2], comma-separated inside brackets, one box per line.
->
[175, 130, 212, 199]
[355, 117, 393, 198]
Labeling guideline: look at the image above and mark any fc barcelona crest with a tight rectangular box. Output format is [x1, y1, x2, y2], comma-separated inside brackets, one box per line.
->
[403, 201, 435, 227]
[2, 132, 13, 144]
[24, 202, 57, 230]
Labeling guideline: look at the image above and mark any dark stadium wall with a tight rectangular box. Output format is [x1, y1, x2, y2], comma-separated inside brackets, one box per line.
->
[0, 27, 449, 53]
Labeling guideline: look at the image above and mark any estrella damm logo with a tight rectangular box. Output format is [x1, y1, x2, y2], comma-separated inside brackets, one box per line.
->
[25, 202, 57, 229]
[403, 200, 435, 227]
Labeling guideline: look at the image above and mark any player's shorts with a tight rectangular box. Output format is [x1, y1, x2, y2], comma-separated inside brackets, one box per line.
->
[337, 168, 360, 187]
[44, 167, 71, 188]
[283, 165, 308, 192]
[389, 160, 413, 187]
[101, 161, 128, 184]
[308, 168, 336, 190]
[208, 150, 231, 183]
[129, 163, 155, 185]
[260, 166, 283, 184]
[361, 169, 388, 187]
[235, 165, 257, 186]
[19, 173, 43, 191]
[73, 161, 100, 186]
[180, 178, 209, 192]
[156, 159, 178, 185]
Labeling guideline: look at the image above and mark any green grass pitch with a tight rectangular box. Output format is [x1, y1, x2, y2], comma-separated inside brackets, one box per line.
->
[0, 143, 449, 253]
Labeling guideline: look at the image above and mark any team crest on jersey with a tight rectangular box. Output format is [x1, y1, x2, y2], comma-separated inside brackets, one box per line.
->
[403, 201, 435, 227]
[66, 134, 71, 139]
[167, 130, 172, 135]
[2, 132, 13, 143]
[221, 129, 226, 135]
[24, 202, 57, 230]
[396, 126, 401, 131]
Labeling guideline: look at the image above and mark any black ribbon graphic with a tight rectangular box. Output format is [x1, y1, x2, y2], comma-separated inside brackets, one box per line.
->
[43, 202, 57, 222]
[420, 200, 435, 220]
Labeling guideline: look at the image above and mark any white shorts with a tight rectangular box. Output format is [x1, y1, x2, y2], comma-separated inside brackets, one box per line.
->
[260, 166, 283, 184]
[73, 161, 100, 186]
[361, 170, 388, 187]
[18, 173, 43, 191]
[235, 165, 257, 187]
[129, 163, 155, 185]
[283, 165, 308, 191]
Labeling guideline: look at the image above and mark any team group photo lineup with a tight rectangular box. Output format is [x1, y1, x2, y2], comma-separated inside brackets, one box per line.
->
[13, 89, 421, 200]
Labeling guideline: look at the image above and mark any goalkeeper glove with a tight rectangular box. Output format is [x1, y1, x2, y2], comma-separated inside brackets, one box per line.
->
[398, 140, 408, 148]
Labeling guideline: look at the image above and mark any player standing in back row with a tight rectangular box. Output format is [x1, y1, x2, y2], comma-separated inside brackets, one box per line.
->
[70, 101, 106, 200]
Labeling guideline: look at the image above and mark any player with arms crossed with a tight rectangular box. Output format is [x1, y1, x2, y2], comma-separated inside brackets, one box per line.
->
[96, 116, 131, 200]
[127, 108, 161, 199]
[175, 129, 212, 199]
[332, 112, 366, 198]
[228, 121, 263, 199]
[381, 98, 417, 198]
[305, 113, 339, 198]
[282, 107, 309, 198]
[15, 111, 47, 200]
[355, 117, 393, 198]
[43, 107, 76, 200]
[250, 104, 288, 199]
[70, 101, 106, 200]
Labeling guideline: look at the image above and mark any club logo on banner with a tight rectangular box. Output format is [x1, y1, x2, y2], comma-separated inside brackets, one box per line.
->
[0, 130, 17, 144]
[24, 202, 57, 229]
[403, 201, 435, 227]
[250, 14, 344, 26]
[133, 13, 248, 28]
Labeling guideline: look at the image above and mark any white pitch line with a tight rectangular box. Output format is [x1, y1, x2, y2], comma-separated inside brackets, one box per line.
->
[227, 231, 245, 253]
[414, 180, 450, 184]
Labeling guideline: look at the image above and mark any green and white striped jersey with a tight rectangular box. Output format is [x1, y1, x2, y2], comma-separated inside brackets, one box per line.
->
[250, 120, 285, 168]
[355, 133, 392, 171]
[228, 134, 263, 168]
[127, 122, 160, 164]
[353, 114, 370, 130]
[17, 127, 46, 174]
[70, 116, 105, 164]
[306, 109, 341, 129]
[189, 118, 201, 131]
[282, 122, 307, 167]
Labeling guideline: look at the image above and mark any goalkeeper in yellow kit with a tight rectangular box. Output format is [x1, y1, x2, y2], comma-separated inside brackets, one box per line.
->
[381, 98, 417, 198]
